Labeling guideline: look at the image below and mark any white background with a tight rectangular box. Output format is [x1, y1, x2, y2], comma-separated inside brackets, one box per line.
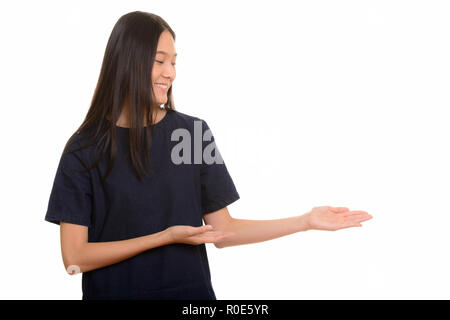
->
[1, 0, 449, 299]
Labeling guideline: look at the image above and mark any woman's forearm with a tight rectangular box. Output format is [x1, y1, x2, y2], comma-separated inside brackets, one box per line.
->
[215, 214, 310, 248]
[65, 230, 171, 274]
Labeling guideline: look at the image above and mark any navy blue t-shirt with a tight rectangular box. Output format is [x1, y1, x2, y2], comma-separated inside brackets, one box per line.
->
[44, 109, 240, 300]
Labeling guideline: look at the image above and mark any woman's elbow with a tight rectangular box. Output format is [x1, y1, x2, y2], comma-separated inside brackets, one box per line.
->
[63, 257, 82, 275]
[60, 222, 88, 275]
[214, 242, 225, 249]
[214, 238, 234, 249]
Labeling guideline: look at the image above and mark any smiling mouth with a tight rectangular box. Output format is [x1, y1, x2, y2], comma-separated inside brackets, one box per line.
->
[155, 83, 169, 89]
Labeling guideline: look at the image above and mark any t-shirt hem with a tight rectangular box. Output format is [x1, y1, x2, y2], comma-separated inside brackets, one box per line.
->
[45, 212, 91, 227]
[202, 191, 240, 215]
[82, 281, 216, 300]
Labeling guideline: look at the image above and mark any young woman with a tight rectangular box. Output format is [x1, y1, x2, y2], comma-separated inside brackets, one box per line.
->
[45, 11, 372, 300]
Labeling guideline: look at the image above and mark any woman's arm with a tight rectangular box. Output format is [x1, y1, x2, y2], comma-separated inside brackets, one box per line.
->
[60, 222, 232, 274]
[61, 222, 170, 275]
[204, 206, 373, 248]
[213, 215, 309, 248]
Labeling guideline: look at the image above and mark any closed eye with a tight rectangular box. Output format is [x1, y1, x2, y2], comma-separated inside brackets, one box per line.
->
[156, 60, 176, 66]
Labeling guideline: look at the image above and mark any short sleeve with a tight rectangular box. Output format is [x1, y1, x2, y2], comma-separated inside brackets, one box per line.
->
[44, 138, 93, 227]
[200, 120, 240, 215]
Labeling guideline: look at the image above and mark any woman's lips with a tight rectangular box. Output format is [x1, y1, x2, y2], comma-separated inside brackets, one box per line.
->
[155, 83, 169, 91]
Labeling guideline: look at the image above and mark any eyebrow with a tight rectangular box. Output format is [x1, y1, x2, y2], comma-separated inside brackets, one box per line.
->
[156, 50, 177, 57]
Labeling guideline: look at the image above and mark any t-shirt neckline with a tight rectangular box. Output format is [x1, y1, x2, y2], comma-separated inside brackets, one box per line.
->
[112, 109, 171, 130]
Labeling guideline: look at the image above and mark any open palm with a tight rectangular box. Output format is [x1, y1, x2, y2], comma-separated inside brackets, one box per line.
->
[306, 206, 372, 231]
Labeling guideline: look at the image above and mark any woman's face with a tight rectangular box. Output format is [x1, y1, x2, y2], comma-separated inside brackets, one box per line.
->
[152, 30, 177, 105]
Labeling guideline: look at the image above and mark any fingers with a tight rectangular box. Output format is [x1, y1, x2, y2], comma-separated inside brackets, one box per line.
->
[338, 223, 362, 230]
[339, 217, 368, 229]
[203, 231, 235, 240]
[188, 225, 236, 242]
[188, 225, 213, 236]
[344, 214, 372, 225]
[329, 206, 350, 213]
[199, 230, 231, 237]
[329, 207, 373, 220]
[193, 231, 235, 243]
[342, 210, 372, 218]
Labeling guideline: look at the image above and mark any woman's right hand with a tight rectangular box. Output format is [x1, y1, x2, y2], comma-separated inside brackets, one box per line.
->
[165, 224, 235, 246]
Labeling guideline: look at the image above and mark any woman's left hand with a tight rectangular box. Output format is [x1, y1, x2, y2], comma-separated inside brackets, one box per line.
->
[305, 206, 373, 231]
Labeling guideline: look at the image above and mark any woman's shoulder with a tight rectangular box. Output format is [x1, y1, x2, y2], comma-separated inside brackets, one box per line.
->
[168, 109, 208, 131]
[61, 126, 102, 167]
[170, 109, 203, 122]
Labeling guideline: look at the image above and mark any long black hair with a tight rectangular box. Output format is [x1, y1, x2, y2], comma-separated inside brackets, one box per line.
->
[62, 11, 176, 182]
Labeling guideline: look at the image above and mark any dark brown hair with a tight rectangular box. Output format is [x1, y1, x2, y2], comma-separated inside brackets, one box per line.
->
[63, 11, 176, 182]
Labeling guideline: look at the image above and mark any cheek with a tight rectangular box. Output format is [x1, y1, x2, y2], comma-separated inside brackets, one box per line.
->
[151, 72, 158, 83]
[151, 65, 161, 79]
